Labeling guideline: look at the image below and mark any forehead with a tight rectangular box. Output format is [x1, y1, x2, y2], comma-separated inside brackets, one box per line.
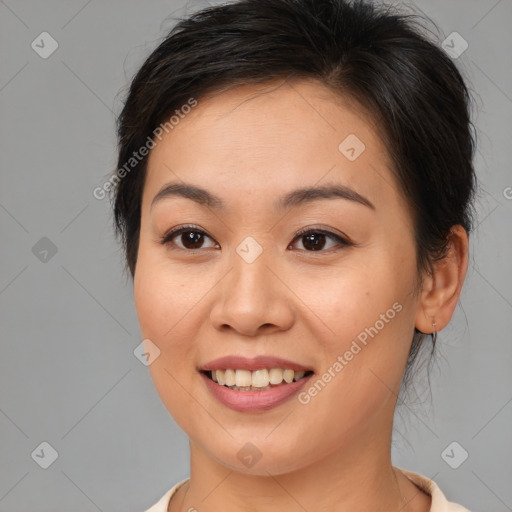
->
[143, 79, 401, 216]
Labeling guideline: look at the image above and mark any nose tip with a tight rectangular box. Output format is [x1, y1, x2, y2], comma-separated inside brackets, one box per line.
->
[209, 256, 295, 336]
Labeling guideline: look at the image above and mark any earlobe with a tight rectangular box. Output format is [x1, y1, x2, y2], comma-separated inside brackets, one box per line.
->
[415, 225, 469, 334]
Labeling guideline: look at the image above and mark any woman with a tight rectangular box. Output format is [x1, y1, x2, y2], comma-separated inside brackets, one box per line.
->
[111, 0, 476, 510]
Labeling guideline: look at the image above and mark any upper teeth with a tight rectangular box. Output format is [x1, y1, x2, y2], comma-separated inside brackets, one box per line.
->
[211, 369, 307, 387]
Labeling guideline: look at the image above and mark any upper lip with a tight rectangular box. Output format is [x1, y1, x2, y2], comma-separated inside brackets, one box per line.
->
[200, 355, 313, 372]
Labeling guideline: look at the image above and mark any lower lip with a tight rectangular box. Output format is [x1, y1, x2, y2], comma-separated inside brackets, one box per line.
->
[200, 372, 313, 412]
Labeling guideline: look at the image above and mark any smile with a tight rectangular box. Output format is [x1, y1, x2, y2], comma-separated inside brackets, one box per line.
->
[203, 368, 314, 391]
[200, 369, 315, 412]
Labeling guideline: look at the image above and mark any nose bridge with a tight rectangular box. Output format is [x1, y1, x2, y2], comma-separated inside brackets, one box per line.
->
[227, 242, 276, 312]
[232, 245, 271, 297]
[229, 233, 274, 292]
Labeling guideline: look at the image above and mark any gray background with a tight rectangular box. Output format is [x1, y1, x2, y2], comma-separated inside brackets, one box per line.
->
[0, 0, 511, 511]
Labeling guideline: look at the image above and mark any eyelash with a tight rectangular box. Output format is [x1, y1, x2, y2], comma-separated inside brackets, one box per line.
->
[159, 224, 353, 253]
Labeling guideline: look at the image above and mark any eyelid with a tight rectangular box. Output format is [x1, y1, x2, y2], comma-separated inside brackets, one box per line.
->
[289, 225, 353, 250]
[161, 224, 208, 240]
[159, 224, 218, 251]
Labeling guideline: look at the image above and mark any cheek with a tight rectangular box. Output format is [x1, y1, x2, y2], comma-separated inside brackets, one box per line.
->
[134, 260, 204, 433]
[295, 260, 398, 344]
[133, 255, 197, 384]
[296, 253, 415, 401]
[134, 250, 202, 339]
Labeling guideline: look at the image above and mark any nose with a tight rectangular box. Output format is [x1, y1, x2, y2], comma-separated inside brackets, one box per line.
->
[209, 250, 295, 337]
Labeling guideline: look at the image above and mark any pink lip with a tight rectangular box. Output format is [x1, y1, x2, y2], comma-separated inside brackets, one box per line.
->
[201, 355, 313, 372]
[200, 371, 313, 412]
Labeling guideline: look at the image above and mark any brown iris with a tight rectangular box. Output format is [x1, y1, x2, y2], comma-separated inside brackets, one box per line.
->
[301, 232, 327, 251]
[181, 231, 205, 249]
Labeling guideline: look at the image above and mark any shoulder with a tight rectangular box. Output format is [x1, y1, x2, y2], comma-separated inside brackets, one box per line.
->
[144, 478, 190, 512]
[397, 467, 473, 512]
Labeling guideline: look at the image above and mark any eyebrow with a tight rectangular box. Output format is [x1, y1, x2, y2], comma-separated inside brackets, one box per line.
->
[150, 182, 375, 212]
[151, 182, 225, 211]
[279, 183, 375, 211]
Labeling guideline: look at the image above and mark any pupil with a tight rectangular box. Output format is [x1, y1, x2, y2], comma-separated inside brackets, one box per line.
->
[303, 233, 325, 251]
[182, 231, 203, 249]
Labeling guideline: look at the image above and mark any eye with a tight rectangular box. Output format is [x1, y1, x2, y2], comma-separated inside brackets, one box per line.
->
[288, 227, 352, 252]
[160, 225, 352, 252]
[160, 225, 219, 251]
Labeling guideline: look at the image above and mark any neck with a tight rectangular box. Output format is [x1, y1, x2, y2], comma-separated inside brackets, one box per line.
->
[172, 427, 416, 512]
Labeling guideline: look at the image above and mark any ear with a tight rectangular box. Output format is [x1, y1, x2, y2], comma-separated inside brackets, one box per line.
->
[415, 225, 469, 334]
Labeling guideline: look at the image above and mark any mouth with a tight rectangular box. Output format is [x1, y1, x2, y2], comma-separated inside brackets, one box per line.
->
[200, 368, 315, 392]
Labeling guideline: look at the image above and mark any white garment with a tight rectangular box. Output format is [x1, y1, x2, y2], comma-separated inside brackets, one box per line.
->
[144, 468, 472, 512]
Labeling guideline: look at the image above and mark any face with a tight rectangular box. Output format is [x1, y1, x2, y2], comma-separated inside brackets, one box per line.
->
[134, 79, 422, 475]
